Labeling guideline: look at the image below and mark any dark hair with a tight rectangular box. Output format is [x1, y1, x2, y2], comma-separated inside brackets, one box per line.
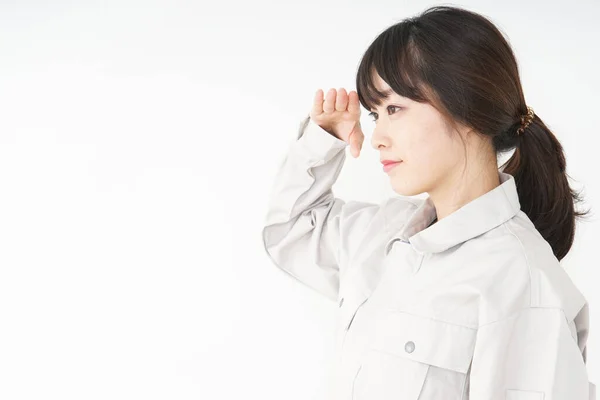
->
[356, 5, 592, 261]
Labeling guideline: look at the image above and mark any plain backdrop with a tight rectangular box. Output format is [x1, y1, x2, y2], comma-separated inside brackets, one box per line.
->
[0, 0, 598, 399]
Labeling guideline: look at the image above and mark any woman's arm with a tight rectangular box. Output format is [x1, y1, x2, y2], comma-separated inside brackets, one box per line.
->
[261, 115, 380, 302]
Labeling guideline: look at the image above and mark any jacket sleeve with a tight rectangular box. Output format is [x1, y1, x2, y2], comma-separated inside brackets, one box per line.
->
[261, 115, 381, 302]
[468, 307, 594, 399]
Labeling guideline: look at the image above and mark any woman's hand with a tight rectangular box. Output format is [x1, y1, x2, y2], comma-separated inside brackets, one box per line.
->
[309, 88, 365, 158]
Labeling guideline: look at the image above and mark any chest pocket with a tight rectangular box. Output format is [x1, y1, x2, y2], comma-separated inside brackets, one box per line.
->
[352, 310, 477, 400]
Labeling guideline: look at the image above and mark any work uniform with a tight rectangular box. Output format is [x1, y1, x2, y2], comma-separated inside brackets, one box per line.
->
[261, 115, 595, 399]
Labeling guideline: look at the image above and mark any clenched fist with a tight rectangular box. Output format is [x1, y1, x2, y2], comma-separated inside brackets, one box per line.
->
[309, 88, 365, 158]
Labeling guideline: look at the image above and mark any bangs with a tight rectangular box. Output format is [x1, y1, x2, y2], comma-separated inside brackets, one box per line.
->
[356, 21, 431, 112]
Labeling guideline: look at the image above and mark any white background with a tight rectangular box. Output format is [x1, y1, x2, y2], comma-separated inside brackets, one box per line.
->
[0, 0, 598, 399]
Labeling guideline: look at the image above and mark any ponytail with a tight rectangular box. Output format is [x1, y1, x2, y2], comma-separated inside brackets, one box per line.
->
[499, 112, 592, 261]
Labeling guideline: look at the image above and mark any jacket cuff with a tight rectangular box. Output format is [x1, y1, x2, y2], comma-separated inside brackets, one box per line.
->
[296, 115, 349, 160]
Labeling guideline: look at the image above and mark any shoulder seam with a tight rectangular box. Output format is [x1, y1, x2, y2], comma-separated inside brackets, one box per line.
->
[502, 221, 535, 308]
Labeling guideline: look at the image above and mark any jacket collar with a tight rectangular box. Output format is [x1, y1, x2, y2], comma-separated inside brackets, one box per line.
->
[384, 171, 521, 255]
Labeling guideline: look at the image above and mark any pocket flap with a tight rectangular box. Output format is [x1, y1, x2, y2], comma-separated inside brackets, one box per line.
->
[369, 310, 477, 374]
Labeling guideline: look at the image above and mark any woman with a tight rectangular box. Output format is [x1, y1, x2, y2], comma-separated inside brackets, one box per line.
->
[261, 5, 594, 399]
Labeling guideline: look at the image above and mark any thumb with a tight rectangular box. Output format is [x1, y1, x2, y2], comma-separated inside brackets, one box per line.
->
[349, 124, 364, 158]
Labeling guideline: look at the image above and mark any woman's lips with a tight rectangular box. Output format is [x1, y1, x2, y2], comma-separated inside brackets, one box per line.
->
[383, 161, 402, 172]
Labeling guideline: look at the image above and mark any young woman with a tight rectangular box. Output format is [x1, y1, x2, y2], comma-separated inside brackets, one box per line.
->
[262, 5, 594, 399]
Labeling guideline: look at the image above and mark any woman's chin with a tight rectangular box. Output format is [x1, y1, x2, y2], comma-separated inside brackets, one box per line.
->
[391, 180, 426, 197]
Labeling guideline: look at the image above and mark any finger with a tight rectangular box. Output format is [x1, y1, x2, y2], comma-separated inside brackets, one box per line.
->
[335, 88, 348, 112]
[347, 90, 361, 116]
[311, 89, 324, 117]
[323, 88, 336, 113]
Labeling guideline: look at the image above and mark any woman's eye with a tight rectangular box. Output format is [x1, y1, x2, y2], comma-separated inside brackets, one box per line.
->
[368, 105, 401, 122]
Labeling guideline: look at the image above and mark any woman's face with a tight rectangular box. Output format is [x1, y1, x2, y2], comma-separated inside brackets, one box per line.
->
[368, 73, 467, 197]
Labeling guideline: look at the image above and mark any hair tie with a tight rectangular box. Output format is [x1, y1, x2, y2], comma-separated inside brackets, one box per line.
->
[516, 106, 534, 135]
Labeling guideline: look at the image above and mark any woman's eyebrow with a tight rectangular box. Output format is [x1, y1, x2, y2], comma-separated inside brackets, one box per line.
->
[370, 91, 396, 110]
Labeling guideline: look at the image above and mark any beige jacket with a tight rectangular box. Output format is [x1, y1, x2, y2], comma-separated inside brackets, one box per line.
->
[261, 115, 595, 399]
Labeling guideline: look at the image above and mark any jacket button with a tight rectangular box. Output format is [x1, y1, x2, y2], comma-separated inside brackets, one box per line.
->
[339, 297, 344, 307]
[404, 341, 415, 353]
